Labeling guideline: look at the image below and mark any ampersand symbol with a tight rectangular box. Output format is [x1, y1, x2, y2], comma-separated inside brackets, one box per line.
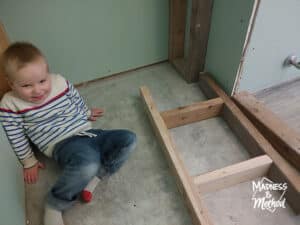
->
[265, 191, 272, 198]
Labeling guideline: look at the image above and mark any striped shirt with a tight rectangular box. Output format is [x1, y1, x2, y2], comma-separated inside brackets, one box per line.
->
[0, 74, 92, 168]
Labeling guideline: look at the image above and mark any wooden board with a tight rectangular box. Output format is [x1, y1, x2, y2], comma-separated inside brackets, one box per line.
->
[255, 77, 300, 133]
[268, 164, 300, 213]
[169, 0, 213, 82]
[199, 73, 300, 213]
[193, 155, 272, 193]
[160, 97, 224, 128]
[0, 22, 10, 99]
[234, 91, 300, 171]
[140, 86, 212, 225]
[185, 0, 213, 82]
[169, 0, 187, 61]
[140, 79, 300, 220]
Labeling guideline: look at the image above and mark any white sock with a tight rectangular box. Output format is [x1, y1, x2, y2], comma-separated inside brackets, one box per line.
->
[81, 176, 101, 202]
[84, 176, 100, 192]
[44, 205, 64, 225]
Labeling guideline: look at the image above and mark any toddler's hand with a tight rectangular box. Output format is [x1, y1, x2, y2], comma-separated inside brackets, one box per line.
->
[23, 162, 45, 184]
[89, 108, 104, 121]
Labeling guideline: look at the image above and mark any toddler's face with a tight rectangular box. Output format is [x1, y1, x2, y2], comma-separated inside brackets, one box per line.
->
[10, 57, 51, 104]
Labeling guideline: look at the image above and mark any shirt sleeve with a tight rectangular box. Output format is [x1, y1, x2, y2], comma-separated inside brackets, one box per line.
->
[0, 106, 38, 168]
[68, 82, 91, 117]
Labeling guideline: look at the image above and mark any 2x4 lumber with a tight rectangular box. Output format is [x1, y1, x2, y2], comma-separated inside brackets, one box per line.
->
[160, 97, 224, 129]
[185, 0, 213, 82]
[140, 86, 212, 225]
[199, 74, 300, 213]
[268, 164, 300, 213]
[0, 22, 10, 99]
[198, 73, 218, 99]
[169, 0, 187, 60]
[222, 104, 300, 214]
[233, 91, 300, 171]
[0, 22, 9, 52]
[193, 155, 273, 194]
[172, 57, 186, 76]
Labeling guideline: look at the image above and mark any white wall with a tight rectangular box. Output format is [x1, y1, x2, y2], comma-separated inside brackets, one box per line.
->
[236, 0, 300, 93]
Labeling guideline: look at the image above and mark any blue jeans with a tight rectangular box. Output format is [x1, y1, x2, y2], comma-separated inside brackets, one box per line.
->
[47, 129, 137, 211]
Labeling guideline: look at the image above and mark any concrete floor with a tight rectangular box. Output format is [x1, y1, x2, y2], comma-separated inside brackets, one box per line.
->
[25, 63, 299, 225]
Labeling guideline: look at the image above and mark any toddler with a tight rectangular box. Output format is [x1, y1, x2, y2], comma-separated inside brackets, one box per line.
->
[0, 42, 136, 225]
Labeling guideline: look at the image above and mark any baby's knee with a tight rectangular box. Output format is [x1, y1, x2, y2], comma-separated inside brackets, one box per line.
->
[123, 130, 137, 147]
[79, 163, 100, 180]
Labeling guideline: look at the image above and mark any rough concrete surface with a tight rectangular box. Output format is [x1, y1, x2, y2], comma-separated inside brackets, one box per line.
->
[25, 63, 299, 225]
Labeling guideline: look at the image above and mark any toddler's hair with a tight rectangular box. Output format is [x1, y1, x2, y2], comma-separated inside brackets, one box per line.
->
[1, 42, 45, 79]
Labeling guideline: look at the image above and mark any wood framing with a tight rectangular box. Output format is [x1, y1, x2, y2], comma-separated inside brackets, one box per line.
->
[185, 0, 213, 82]
[140, 73, 299, 224]
[268, 164, 300, 213]
[0, 22, 10, 99]
[169, 0, 187, 61]
[160, 97, 224, 128]
[233, 91, 300, 171]
[199, 73, 300, 213]
[140, 86, 212, 225]
[169, 0, 213, 82]
[193, 155, 272, 194]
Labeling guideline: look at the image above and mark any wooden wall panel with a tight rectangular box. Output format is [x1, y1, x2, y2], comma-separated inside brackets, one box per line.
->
[0, 22, 10, 99]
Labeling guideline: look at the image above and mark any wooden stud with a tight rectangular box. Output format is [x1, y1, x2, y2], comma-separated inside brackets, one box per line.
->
[172, 57, 186, 76]
[140, 86, 212, 225]
[233, 91, 300, 171]
[193, 155, 273, 194]
[160, 97, 224, 129]
[169, 0, 213, 82]
[169, 0, 187, 61]
[0, 21, 10, 99]
[185, 0, 213, 82]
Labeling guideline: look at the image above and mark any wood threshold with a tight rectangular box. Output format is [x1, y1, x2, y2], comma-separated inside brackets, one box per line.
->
[160, 97, 224, 129]
[193, 155, 272, 194]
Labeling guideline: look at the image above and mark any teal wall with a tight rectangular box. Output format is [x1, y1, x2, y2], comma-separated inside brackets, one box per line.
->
[0, 1, 168, 224]
[0, 126, 25, 225]
[237, 0, 300, 93]
[0, 0, 169, 84]
[205, 0, 254, 94]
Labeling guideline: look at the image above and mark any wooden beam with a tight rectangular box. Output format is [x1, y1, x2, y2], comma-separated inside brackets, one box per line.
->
[198, 73, 219, 99]
[172, 57, 186, 76]
[0, 21, 10, 99]
[160, 97, 224, 129]
[233, 91, 300, 171]
[169, 0, 187, 60]
[193, 155, 272, 194]
[185, 0, 213, 82]
[199, 73, 300, 213]
[268, 164, 300, 213]
[140, 86, 212, 225]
